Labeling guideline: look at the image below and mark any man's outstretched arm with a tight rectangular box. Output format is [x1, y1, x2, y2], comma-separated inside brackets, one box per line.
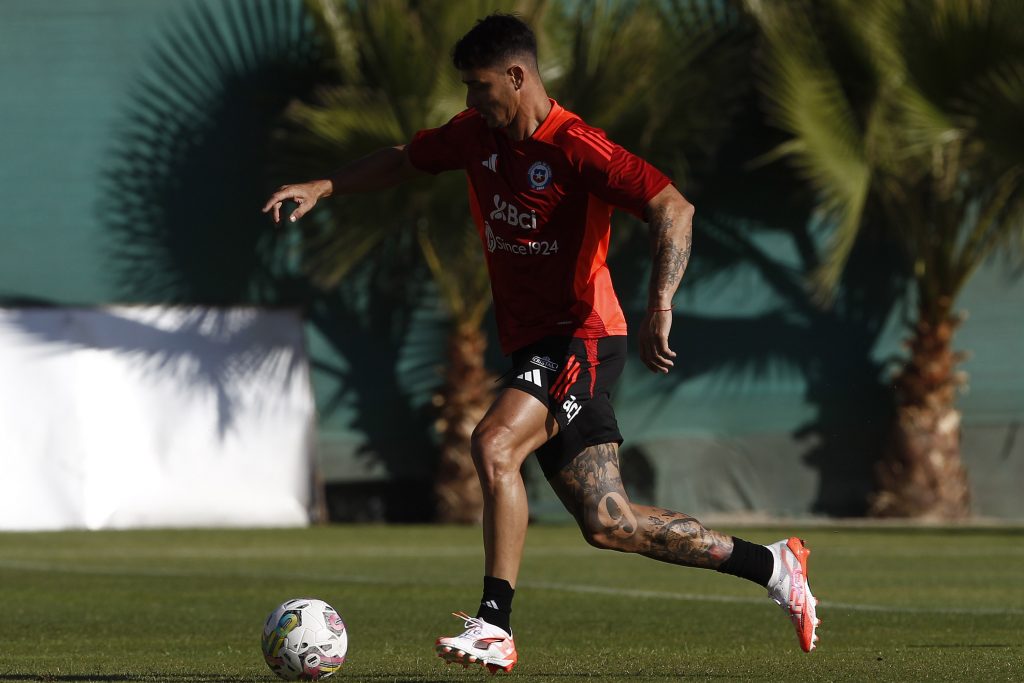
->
[261, 144, 423, 223]
[639, 185, 695, 374]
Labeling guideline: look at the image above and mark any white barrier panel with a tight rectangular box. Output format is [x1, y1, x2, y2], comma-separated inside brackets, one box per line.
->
[0, 307, 316, 530]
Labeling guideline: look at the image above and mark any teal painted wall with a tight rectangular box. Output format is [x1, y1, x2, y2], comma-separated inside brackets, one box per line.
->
[1, 0, 1021, 519]
[1, 1, 178, 302]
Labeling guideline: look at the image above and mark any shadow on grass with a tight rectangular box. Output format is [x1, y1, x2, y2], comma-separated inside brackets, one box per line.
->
[0, 675, 256, 683]
[346, 675, 733, 682]
[905, 643, 1017, 649]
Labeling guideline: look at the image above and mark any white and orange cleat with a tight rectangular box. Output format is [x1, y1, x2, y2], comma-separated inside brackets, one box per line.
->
[767, 537, 820, 652]
[435, 611, 517, 674]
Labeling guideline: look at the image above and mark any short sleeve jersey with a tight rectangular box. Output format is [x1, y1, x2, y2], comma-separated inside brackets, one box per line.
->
[407, 100, 671, 355]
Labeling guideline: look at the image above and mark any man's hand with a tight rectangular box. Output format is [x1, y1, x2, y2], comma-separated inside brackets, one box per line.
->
[638, 309, 676, 374]
[261, 147, 419, 223]
[261, 179, 332, 224]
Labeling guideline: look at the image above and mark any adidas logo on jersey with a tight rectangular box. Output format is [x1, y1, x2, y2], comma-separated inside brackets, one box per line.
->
[516, 369, 542, 387]
[481, 153, 498, 172]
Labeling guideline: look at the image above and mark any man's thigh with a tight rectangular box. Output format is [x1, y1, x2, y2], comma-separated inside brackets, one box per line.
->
[504, 336, 626, 479]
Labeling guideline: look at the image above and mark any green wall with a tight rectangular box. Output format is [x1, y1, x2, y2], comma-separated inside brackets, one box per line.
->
[1, 1, 176, 302]
[1, 0, 1022, 520]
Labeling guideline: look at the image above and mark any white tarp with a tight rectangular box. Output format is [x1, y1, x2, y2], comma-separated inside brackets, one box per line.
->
[0, 306, 317, 530]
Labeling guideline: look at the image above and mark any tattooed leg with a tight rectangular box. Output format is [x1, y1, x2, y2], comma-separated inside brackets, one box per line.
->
[551, 442, 733, 569]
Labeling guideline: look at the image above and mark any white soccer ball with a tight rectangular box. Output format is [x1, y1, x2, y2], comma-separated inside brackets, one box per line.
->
[261, 598, 348, 680]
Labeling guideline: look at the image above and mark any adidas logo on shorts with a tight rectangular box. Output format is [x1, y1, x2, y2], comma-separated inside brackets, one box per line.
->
[516, 369, 542, 387]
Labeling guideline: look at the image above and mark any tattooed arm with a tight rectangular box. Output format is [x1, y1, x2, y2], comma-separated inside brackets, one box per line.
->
[639, 186, 695, 374]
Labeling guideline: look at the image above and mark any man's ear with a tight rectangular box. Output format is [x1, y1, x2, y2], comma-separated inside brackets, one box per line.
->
[507, 64, 525, 90]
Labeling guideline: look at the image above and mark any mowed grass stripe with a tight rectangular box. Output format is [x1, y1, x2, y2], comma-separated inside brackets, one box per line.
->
[1, 556, 1021, 617]
[4, 543, 1024, 559]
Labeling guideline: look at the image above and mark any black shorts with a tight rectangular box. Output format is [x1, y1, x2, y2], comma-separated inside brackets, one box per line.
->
[505, 335, 626, 479]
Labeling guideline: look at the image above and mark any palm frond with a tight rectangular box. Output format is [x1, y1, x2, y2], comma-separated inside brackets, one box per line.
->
[746, 0, 872, 302]
[951, 167, 1024, 293]
[547, 1, 664, 134]
[289, 87, 405, 148]
[418, 222, 491, 328]
[889, 0, 1024, 301]
[750, 0, 1024, 310]
[546, 0, 750, 189]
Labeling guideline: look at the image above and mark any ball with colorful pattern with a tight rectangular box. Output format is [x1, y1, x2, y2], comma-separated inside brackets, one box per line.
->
[261, 598, 347, 680]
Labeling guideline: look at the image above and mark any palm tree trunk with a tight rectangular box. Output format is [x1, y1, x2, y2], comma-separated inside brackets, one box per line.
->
[870, 309, 971, 519]
[433, 323, 494, 523]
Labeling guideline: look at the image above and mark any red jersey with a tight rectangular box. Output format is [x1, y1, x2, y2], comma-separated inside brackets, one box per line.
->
[407, 100, 671, 354]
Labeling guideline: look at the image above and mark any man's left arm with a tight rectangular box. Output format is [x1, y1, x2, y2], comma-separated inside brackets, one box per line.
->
[639, 185, 695, 374]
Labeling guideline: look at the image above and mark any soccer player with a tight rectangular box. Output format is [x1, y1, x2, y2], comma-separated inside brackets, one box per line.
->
[262, 13, 819, 673]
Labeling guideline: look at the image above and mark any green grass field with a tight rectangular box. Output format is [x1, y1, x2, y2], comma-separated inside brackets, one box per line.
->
[0, 524, 1021, 682]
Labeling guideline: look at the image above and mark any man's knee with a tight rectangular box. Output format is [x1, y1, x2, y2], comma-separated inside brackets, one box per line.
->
[578, 522, 615, 550]
[471, 422, 520, 488]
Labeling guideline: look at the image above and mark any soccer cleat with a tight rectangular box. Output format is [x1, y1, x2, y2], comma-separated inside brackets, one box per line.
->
[767, 537, 820, 653]
[435, 611, 517, 673]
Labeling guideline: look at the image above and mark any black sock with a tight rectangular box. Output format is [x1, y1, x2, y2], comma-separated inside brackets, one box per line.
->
[476, 575, 514, 634]
[716, 537, 774, 587]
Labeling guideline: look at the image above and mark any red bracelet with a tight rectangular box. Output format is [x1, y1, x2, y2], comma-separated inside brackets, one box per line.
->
[649, 307, 673, 312]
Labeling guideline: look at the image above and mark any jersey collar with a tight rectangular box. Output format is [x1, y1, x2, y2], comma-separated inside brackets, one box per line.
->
[526, 99, 577, 144]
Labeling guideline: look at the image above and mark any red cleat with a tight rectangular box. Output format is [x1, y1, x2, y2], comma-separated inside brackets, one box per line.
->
[435, 611, 517, 673]
[767, 537, 820, 652]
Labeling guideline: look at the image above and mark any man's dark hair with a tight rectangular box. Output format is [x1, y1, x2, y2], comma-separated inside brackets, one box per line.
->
[452, 13, 538, 71]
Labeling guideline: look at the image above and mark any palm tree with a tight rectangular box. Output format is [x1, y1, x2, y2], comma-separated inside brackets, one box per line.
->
[279, 0, 751, 522]
[547, 0, 753, 189]
[747, 0, 1024, 518]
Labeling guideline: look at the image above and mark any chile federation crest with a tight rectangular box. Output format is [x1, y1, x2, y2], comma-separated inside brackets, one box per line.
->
[527, 161, 553, 190]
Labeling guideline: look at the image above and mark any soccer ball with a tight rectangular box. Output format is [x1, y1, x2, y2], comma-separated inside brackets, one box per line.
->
[261, 598, 348, 680]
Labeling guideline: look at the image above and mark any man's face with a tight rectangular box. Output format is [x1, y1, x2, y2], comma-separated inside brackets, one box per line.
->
[461, 64, 519, 129]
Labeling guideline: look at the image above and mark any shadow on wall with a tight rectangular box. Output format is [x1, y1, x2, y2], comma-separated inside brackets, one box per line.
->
[0, 306, 307, 438]
[610, 96, 905, 517]
[101, 0, 324, 305]
[97, 0, 442, 520]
